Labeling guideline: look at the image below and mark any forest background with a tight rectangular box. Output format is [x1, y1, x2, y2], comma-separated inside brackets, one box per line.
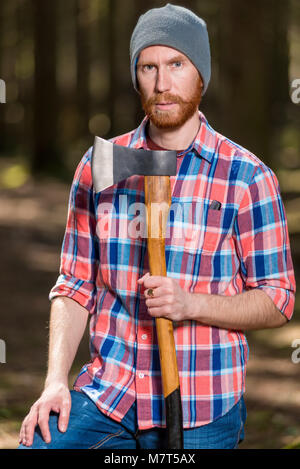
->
[0, 0, 300, 449]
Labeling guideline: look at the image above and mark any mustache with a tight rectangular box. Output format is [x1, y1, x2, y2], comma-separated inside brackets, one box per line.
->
[143, 92, 187, 106]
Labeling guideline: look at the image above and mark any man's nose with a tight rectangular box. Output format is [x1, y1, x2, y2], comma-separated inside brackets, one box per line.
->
[155, 67, 172, 93]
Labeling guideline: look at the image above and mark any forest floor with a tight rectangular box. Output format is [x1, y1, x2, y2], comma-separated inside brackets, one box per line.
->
[0, 167, 300, 450]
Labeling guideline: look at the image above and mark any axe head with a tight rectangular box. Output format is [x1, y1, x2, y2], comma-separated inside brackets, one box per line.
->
[91, 136, 177, 193]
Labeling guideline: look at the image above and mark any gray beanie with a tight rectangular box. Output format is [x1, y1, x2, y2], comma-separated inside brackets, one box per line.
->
[130, 3, 211, 95]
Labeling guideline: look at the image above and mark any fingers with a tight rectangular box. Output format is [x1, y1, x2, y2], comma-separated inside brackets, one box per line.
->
[19, 398, 71, 447]
[58, 400, 71, 433]
[144, 286, 167, 300]
[138, 274, 170, 289]
[145, 286, 173, 317]
[19, 407, 38, 447]
[37, 406, 52, 444]
[137, 272, 150, 284]
[138, 275, 181, 319]
[138, 273, 164, 287]
[146, 297, 172, 309]
[19, 404, 52, 446]
[146, 305, 171, 317]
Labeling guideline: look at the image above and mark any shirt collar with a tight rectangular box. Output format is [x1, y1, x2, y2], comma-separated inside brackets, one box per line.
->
[128, 111, 217, 164]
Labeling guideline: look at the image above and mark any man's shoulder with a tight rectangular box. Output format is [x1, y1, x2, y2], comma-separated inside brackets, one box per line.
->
[217, 131, 263, 167]
[215, 129, 274, 183]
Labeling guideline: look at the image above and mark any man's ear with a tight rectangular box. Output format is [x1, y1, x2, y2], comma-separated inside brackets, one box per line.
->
[199, 73, 204, 89]
[135, 55, 140, 92]
[136, 78, 140, 92]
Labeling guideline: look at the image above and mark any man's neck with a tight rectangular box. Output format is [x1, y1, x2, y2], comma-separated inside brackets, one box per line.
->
[147, 110, 201, 151]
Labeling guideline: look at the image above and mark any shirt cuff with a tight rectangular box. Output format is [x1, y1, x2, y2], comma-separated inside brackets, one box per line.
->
[49, 274, 97, 314]
[257, 284, 295, 321]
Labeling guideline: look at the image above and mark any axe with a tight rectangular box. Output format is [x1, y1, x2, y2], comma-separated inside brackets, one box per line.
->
[92, 136, 183, 449]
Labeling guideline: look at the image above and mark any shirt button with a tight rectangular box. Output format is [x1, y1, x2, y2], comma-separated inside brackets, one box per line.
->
[141, 334, 147, 340]
[139, 373, 144, 379]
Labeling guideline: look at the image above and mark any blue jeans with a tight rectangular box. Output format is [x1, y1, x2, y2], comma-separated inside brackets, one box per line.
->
[18, 390, 246, 449]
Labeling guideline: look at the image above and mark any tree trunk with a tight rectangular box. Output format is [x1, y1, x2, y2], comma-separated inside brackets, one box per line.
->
[107, 0, 117, 136]
[132, 0, 150, 126]
[32, 0, 62, 176]
[0, 1, 5, 152]
[75, 0, 90, 137]
[217, 0, 290, 167]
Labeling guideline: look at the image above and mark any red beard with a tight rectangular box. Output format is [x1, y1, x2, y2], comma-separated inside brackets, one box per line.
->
[140, 75, 202, 129]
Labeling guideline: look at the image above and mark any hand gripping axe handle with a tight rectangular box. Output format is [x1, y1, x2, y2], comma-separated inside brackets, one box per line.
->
[92, 137, 183, 449]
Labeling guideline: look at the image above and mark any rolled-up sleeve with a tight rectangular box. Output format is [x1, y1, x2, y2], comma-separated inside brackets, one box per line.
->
[49, 148, 99, 314]
[235, 164, 296, 320]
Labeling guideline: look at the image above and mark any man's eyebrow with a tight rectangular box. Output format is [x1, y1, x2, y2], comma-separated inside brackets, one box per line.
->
[167, 55, 186, 64]
[137, 60, 156, 67]
[137, 55, 187, 67]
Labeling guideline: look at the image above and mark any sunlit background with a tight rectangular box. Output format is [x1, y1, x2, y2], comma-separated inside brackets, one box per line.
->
[0, 0, 299, 449]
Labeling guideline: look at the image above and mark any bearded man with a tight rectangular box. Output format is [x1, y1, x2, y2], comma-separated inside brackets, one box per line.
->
[19, 4, 295, 449]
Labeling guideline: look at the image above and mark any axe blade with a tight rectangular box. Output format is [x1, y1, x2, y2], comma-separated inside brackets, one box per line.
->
[91, 136, 177, 193]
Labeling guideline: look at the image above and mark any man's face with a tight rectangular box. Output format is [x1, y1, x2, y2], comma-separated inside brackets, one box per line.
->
[136, 45, 203, 130]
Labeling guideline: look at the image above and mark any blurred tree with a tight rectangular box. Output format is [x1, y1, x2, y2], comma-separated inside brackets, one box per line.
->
[268, 0, 291, 168]
[31, 0, 66, 177]
[269, 1, 290, 127]
[0, 1, 5, 152]
[0, 0, 296, 179]
[108, 0, 117, 136]
[16, 0, 34, 158]
[132, 0, 150, 126]
[105, 0, 140, 137]
[75, 0, 91, 137]
[217, 0, 290, 167]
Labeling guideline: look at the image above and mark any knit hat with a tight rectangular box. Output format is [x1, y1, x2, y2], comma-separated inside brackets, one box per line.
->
[130, 3, 211, 95]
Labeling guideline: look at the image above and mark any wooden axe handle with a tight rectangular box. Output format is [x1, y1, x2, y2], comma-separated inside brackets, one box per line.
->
[144, 175, 183, 449]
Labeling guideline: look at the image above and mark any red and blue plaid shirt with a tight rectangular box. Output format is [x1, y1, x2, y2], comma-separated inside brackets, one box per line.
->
[49, 111, 295, 429]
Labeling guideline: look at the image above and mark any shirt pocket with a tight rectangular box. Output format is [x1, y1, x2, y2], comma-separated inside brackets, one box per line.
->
[168, 200, 205, 253]
[201, 207, 223, 253]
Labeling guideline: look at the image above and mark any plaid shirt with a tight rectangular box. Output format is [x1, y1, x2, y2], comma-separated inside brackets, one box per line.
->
[49, 111, 295, 429]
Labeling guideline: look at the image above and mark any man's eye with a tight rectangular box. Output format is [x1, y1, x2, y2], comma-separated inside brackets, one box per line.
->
[143, 65, 154, 71]
[173, 62, 182, 68]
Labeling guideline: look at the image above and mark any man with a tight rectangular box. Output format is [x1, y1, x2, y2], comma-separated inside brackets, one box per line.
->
[19, 4, 295, 449]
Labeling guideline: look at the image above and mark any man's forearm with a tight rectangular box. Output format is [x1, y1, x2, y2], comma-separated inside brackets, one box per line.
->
[45, 296, 89, 387]
[187, 288, 287, 331]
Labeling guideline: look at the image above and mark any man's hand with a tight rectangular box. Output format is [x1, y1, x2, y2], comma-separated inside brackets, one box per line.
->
[138, 273, 190, 321]
[137, 275, 288, 330]
[19, 382, 71, 447]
